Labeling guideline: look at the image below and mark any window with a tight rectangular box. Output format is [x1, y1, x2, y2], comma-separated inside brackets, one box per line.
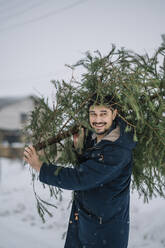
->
[20, 113, 28, 124]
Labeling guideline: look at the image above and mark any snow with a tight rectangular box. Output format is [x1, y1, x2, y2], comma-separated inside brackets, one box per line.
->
[0, 158, 165, 248]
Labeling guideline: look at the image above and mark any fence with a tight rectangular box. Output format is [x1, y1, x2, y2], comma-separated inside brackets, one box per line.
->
[0, 145, 24, 159]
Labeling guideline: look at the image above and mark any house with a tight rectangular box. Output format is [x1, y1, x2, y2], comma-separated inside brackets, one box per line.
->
[0, 95, 37, 158]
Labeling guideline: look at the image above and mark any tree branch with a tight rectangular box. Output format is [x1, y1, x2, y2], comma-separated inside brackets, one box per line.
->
[34, 124, 79, 151]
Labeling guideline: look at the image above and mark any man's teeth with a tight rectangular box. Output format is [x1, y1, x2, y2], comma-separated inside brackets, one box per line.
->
[94, 124, 105, 127]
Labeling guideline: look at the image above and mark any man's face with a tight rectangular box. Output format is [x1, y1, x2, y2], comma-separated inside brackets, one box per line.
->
[89, 105, 117, 136]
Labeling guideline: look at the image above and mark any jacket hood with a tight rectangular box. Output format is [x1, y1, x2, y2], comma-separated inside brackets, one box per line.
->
[93, 116, 137, 151]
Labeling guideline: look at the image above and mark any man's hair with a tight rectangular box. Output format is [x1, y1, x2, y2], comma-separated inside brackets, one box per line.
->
[88, 93, 118, 111]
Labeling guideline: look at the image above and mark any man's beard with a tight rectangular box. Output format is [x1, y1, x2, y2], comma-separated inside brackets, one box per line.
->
[95, 129, 109, 135]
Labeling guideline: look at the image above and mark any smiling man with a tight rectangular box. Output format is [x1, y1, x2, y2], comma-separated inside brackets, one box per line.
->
[24, 94, 136, 248]
[89, 104, 117, 142]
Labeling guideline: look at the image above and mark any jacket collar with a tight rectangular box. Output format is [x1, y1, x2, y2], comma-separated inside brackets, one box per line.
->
[102, 125, 120, 142]
[92, 122, 120, 143]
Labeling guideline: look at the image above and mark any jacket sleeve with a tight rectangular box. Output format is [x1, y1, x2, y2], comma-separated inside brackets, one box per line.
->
[39, 147, 131, 191]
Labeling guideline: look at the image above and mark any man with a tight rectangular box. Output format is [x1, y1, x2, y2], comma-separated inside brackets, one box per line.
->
[24, 95, 136, 248]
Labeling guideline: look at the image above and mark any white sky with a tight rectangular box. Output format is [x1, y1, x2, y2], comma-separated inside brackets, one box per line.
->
[0, 0, 165, 99]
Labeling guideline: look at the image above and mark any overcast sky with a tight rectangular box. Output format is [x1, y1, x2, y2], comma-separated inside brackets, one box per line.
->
[0, 0, 165, 99]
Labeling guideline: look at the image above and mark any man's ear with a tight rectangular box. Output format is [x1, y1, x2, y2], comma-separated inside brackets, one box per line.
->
[112, 109, 117, 120]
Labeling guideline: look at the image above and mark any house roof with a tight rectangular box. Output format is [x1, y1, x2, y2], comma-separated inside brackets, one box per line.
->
[0, 96, 36, 110]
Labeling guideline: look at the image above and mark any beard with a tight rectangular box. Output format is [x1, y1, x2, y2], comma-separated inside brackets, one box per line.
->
[95, 129, 109, 135]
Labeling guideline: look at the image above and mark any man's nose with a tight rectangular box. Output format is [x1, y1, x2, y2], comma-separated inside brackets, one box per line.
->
[95, 115, 102, 122]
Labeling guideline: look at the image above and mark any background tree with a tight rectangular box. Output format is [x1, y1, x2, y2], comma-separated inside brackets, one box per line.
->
[24, 44, 165, 222]
[161, 34, 165, 47]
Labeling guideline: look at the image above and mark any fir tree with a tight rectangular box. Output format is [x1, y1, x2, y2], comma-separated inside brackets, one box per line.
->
[24, 44, 165, 221]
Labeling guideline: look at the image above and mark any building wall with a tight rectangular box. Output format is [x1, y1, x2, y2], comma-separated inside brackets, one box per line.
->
[0, 97, 34, 130]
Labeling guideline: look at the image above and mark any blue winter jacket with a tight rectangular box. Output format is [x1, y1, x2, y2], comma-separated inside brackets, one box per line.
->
[39, 118, 136, 248]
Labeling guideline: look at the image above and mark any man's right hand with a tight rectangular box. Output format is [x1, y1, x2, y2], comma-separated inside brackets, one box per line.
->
[24, 145, 43, 172]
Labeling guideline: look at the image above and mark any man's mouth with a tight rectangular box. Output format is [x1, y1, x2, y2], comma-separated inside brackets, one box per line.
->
[93, 122, 106, 128]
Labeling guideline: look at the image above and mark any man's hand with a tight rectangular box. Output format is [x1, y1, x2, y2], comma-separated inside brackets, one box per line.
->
[24, 145, 43, 172]
[73, 128, 84, 153]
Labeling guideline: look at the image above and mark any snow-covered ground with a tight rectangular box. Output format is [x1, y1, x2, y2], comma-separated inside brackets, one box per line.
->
[0, 158, 165, 248]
